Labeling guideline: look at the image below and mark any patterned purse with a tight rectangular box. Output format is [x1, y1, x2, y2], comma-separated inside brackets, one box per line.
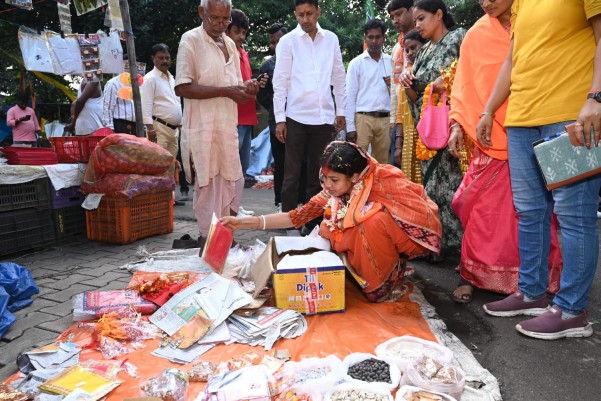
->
[532, 125, 601, 190]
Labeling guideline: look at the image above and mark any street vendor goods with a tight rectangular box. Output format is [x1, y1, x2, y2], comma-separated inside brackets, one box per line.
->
[72, 290, 158, 321]
[80, 173, 175, 198]
[38, 365, 122, 400]
[85, 134, 175, 181]
[400, 356, 464, 401]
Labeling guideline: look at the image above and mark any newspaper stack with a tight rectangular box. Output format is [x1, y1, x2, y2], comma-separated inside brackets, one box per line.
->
[227, 307, 307, 350]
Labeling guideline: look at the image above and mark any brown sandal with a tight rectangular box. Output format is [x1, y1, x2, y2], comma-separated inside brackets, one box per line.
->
[452, 282, 474, 304]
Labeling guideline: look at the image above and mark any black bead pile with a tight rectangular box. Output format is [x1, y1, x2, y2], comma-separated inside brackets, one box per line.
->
[347, 358, 391, 383]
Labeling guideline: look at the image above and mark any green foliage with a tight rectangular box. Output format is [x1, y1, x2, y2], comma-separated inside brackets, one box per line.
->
[0, 0, 484, 103]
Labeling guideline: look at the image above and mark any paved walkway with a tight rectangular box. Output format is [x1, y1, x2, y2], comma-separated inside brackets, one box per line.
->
[0, 188, 279, 380]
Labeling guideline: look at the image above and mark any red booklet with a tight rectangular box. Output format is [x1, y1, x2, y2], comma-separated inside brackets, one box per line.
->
[201, 214, 233, 274]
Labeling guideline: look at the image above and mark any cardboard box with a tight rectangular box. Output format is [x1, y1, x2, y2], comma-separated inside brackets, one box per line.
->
[252, 237, 346, 314]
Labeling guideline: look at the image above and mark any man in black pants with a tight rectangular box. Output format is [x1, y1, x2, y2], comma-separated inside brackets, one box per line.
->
[272, 0, 346, 233]
[257, 23, 308, 212]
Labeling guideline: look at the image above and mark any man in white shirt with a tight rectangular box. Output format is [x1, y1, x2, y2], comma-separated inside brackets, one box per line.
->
[141, 43, 182, 157]
[345, 19, 391, 163]
[102, 62, 137, 135]
[273, 0, 346, 218]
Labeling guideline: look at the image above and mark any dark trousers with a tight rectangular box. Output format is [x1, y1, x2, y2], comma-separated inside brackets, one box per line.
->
[113, 118, 137, 135]
[281, 118, 333, 213]
[269, 122, 307, 206]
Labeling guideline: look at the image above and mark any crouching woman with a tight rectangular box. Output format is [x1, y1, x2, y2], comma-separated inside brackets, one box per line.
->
[220, 141, 442, 302]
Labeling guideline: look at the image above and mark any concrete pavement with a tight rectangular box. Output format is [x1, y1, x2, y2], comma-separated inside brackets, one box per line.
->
[1, 186, 600, 400]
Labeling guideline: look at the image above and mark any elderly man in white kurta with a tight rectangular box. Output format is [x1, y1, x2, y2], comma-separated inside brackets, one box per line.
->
[175, 0, 259, 244]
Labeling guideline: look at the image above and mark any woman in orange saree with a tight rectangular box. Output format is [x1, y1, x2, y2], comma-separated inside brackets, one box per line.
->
[447, 0, 562, 303]
[221, 141, 442, 302]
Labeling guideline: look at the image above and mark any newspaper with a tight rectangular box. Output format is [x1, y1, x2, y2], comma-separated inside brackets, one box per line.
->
[150, 273, 252, 339]
[227, 307, 307, 350]
[151, 322, 231, 364]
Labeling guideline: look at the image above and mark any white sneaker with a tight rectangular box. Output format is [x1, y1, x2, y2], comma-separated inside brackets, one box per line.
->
[275, 203, 282, 213]
[597, 211, 601, 218]
[237, 206, 255, 217]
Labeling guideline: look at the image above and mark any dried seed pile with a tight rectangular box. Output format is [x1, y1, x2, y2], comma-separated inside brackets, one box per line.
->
[330, 389, 388, 401]
[347, 358, 391, 383]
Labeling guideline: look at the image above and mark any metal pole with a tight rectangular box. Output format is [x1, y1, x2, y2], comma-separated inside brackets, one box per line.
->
[119, 0, 144, 137]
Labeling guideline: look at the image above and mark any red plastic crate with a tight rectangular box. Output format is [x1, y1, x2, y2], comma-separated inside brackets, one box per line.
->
[50, 136, 104, 163]
[86, 191, 173, 244]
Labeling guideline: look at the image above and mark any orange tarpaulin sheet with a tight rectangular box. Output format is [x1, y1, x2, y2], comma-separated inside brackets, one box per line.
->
[6, 281, 437, 400]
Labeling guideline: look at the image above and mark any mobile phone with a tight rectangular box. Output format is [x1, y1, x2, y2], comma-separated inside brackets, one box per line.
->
[22, 115, 31, 121]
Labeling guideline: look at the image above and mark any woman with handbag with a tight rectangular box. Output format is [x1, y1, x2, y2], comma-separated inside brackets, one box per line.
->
[400, 0, 465, 258]
[445, 0, 563, 303]
[220, 141, 442, 303]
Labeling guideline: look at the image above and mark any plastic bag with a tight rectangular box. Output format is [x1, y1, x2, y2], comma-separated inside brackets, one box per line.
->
[324, 381, 393, 401]
[400, 356, 465, 401]
[0, 263, 39, 339]
[18, 27, 54, 73]
[342, 353, 401, 393]
[84, 134, 175, 183]
[188, 361, 217, 382]
[46, 31, 83, 75]
[375, 336, 454, 374]
[98, 30, 124, 74]
[141, 369, 189, 401]
[222, 240, 266, 280]
[395, 385, 457, 401]
[80, 173, 175, 198]
[282, 355, 345, 401]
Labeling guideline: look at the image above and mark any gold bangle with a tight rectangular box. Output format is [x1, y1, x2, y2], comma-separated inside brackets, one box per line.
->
[479, 111, 494, 118]
[255, 216, 260, 229]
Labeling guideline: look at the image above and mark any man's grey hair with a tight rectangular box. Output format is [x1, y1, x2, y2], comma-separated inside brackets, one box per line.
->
[200, 0, 232, 11]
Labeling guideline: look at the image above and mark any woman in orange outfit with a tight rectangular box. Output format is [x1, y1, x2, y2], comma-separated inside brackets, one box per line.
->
[220, 141, 442, 302]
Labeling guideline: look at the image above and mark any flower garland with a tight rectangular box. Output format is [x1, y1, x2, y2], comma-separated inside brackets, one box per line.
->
[323, 181, 363, 232]
[416, 60, 458, 161]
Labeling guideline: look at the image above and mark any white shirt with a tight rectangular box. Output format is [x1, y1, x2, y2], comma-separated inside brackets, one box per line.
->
[345, 50, 392, 132]
[273, 23, 346, 125]
[141, 66, 182, 126]
[102, 75, 136, 127]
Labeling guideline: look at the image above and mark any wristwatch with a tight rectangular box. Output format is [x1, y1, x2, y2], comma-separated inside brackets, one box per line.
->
[587, 91, 601, 103]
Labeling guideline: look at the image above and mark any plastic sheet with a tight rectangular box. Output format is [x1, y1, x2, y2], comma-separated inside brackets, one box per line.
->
[0, 263, 39, 339]
[6, 282, 437, 401]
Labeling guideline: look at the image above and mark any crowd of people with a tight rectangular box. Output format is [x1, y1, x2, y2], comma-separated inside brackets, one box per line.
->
[6, 0, 600, 341]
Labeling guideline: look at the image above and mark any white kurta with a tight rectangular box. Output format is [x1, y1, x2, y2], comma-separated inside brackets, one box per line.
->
[175, 26, 243, 187]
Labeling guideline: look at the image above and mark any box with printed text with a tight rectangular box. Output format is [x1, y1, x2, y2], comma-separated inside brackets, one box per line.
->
[252, 236, 345, 315]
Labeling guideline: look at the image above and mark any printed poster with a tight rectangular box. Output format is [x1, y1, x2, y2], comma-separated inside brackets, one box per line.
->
[72, 0, 107, 16]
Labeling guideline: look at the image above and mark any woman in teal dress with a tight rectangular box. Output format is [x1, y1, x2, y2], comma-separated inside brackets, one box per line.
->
[400, 0, 465, 257]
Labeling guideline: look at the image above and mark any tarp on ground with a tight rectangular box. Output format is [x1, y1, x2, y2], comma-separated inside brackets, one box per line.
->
[0, 263, 39, 339]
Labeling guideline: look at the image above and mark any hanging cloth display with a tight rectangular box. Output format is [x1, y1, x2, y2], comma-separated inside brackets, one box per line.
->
[18, 26, 54, 73]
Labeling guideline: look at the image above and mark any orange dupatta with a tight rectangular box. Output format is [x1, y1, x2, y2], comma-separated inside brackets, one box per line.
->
[338, 145, 442, 253]
[449, 15, 510, 160]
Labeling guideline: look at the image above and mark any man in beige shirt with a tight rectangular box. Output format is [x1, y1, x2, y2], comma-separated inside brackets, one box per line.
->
[175, 0, 259, 245]
[142, 43, 182, 157]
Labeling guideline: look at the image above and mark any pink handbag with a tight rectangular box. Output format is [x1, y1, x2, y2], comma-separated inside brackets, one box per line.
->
[416, 86, 450, 150]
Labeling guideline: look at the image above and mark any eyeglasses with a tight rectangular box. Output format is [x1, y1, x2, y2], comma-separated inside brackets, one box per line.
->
[206, 15, 232, 26]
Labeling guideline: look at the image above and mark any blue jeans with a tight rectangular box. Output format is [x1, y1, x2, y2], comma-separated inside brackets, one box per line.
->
[237, 125, 253, 176]
[507, 122, 601, 314]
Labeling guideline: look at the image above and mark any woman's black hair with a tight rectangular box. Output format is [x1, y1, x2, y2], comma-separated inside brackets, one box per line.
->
[414, 0, 456, 29]
[403, 29, 427, 44]
[320, 142, 368, 177]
